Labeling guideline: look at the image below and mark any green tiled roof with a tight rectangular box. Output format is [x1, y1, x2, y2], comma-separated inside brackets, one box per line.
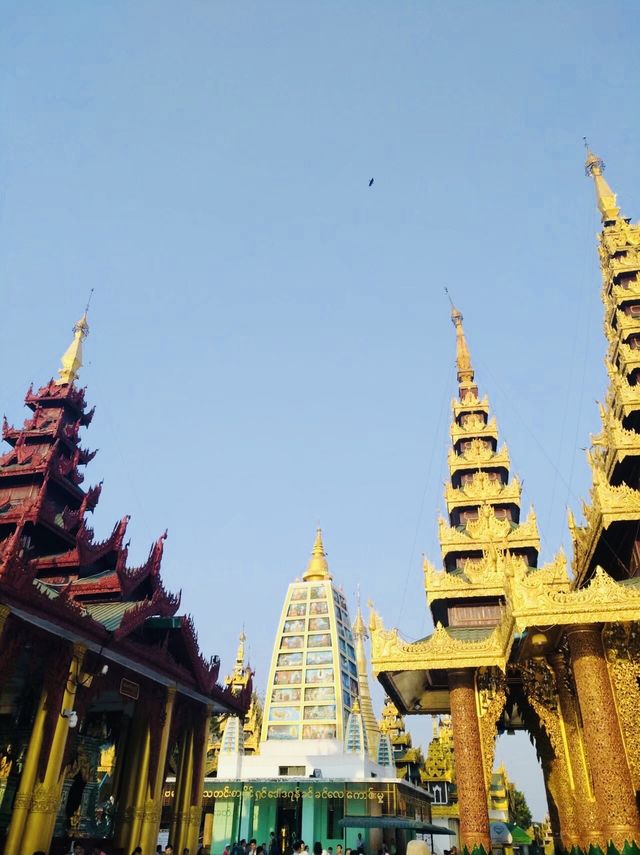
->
[447, 626, 495, 642]
[33, 580, 62, 600]
[73, 570, 116, 586]
[84, 601, 136, 632]
[413, 625, 495, 646]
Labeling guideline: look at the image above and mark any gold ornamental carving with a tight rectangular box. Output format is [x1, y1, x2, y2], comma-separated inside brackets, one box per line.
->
[444, 472, 521, 514]
[591, 403, 640, 477]
[438, 502, 540, 556]
[452, 394, 489, 419]
[370, 605, 514, 673]
[448, 670, 491, 853]
[448, 441, 510, 477]
[613, 307, 640, 339]
[603, 623, 640, 791]
[476, 667, 506, 788]
[424, 718, 455, 781]
[189, 805, 203, 827]
[605, 362, 640, 419]
[567, 626, 640, 847]
[511, 564, 640, 631]
[425, 545, 535, 603]
[610, 273, 640, 307]
[450, 415, 498, 446]
[29, 782, 62, 814]
[548, 648, 602, 846]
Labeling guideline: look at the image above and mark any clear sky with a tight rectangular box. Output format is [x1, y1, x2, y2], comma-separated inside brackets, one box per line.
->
[2, 0, 640, 825]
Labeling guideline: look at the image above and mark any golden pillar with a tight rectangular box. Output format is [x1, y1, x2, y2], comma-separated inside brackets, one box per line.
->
[139, 686, 176, 855]
[126, 723, 151, 850]
[448, 669, 491, 854]
[567, 625, 640, 848]
[114, 707, 149, 849]
[549, 651, 601, 848]
[4, 687, 48, 855]
[172, 727, 194, 851]
[187, 709, 212, 853]
[20, 644, 86, 855]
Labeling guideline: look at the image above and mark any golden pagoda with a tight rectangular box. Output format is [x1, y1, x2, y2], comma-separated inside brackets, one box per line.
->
[378, 697, 423, 785]
[370, 150, 640, 855]
[208, 632, 263, 773]
[352, 601, 381, 759]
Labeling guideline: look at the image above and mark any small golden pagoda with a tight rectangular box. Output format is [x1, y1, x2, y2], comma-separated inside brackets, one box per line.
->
[370, 152, 640, 855]
[208, 632, 263, 773]
[378, 697, 423, 785]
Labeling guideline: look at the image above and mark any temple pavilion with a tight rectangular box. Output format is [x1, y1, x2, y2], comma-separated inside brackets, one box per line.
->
[0, 318, 249, 854]
[369, 151, 640, 855]
[210, 531, 446, 855]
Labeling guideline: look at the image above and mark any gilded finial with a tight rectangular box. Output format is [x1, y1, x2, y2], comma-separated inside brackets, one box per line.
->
[302, 527, 331, 581]
[56, 312, 90, 386]
[445, 291, 474, 386]
[352, 604, 368, 638]
[234, 630, 246, 674]
[584, 143, 621, 222]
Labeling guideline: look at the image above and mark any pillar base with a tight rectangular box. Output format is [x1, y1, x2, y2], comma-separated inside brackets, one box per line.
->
[462, 845, 489, 855]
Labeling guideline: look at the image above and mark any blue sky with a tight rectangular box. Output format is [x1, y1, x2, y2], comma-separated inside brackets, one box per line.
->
[2, 0, 639, 823]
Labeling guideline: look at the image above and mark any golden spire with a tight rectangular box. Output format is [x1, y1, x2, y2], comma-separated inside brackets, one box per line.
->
[352, 595, 380, 758]
[450, 303, 474, 386]
[352, 605, 367, 637]
[56, 313, 90, 386]
[234, 631, 246, 676]
[585, 145, 621, 222]
[302, 527, 331, 581]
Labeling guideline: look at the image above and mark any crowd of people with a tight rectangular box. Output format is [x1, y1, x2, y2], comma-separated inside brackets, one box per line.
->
[223, 833, 372, 855]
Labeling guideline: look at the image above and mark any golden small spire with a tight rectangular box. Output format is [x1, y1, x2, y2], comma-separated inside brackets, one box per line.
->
[352, 585, 368, 638]
[448, 300, 474, 386]
[584, 144, 621, 222]
[234, 631, 246, 675]
[302, 527, 331, 581]
[56, 313, 90, 386]
[352, 605, 367, 638]
[351, 697, 361, 714]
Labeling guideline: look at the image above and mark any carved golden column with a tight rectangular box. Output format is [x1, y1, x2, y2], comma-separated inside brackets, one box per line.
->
[170, 727, 191, 847]
[124, 721, 151, 850]
[187, 708, 213, 853]
[114, 707, 148, 849]
[173, 727, 194, 852]
[567, 625, 640, 848]
[448, 669, 491, 854]
[139, 686, 176, 854]
[4, 687, 48, 855]
[549, 651, 601, 848]
[20, 644, 86, 855]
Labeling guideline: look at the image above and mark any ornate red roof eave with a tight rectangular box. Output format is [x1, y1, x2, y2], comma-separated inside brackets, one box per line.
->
[24, 381, 89, 416]
[0, 548, 245, 713]
[118, 531, 167, 596]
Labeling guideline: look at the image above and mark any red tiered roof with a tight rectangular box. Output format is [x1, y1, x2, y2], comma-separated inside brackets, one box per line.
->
[0, 377, 246, 713]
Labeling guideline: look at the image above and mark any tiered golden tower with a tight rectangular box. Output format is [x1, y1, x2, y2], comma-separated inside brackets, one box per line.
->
[428, 303, 541, 628]
[369, 152, 640, 855]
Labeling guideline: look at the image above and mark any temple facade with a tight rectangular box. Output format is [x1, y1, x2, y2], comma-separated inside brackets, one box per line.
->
[369, 152, 640, 855]
[0, 318, 248, 854]
[210, 532, 441, 855]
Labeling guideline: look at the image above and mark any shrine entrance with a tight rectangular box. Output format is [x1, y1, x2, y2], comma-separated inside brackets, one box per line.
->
[276, 796, 302, 853]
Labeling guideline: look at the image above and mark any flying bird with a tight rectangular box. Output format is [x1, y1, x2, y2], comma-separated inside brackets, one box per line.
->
[368, 178, 374, 187]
